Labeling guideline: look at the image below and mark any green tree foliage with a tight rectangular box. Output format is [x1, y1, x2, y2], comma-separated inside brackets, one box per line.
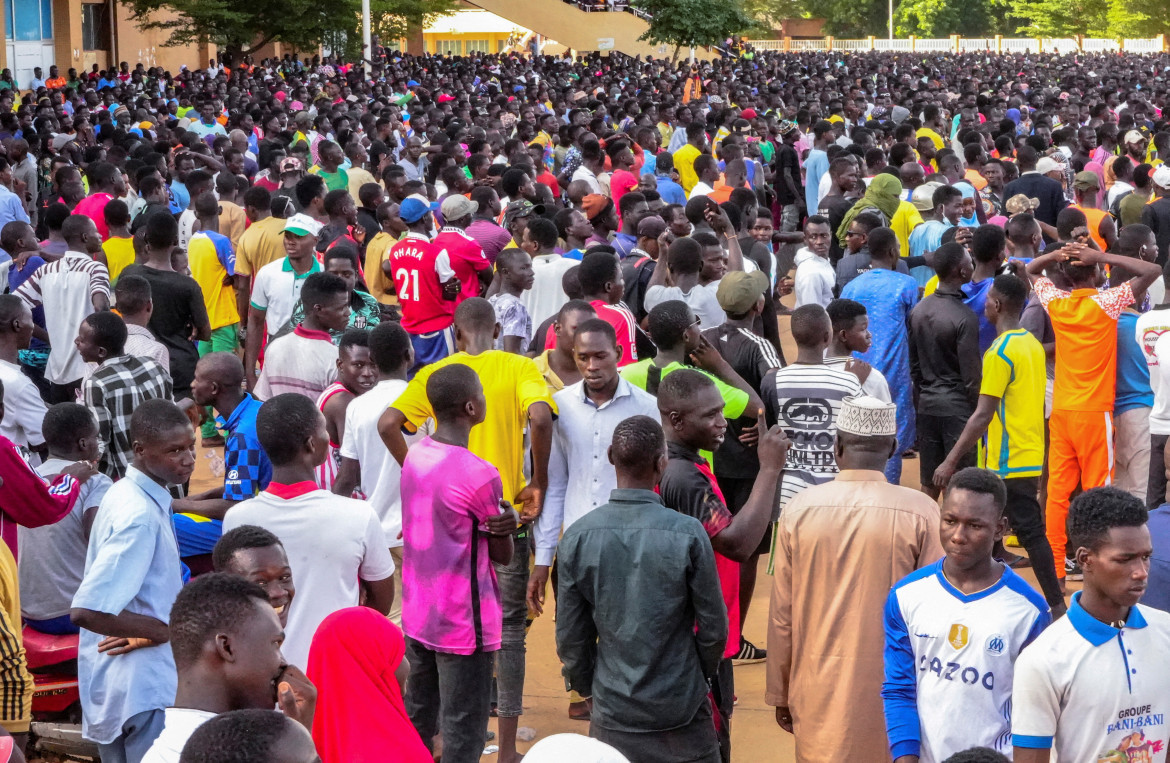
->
[894, 0, 1012, 36]
[801, 0, 887, 37]
[124, 0, 454, 61]
[739, 0, 804, 33]
[1009, 0, 1105, 36]
[744, 0, 1169, 38]
[633, 0, 754, 59]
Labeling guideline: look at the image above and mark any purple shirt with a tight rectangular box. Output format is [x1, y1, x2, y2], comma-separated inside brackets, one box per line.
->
[465, 219, 514, 265]
[400, 436, 504, 654]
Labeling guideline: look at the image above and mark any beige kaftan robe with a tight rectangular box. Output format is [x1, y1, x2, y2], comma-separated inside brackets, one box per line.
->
[765, 469, 944, 763]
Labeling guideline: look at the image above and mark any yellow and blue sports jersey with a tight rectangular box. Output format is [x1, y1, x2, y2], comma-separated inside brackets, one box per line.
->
[174, 514, 221, 557]
[980, 328, 1046, 478]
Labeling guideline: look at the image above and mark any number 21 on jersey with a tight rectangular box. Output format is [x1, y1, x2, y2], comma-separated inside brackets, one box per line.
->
[395, 268, 419, 301]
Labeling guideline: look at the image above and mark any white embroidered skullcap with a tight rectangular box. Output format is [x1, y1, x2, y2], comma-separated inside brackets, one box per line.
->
[837, 395, 897, 437]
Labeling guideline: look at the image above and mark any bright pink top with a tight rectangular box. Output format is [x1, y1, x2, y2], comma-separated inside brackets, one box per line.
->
[610, 169, 639, 211]
[74, 192, 114, 240]
[400, 436, 504, 654]
[434, 228, 492, 303]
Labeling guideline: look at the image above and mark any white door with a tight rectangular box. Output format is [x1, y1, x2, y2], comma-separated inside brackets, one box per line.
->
[4, 0, 53, 88]
[11, 40, 47, 87]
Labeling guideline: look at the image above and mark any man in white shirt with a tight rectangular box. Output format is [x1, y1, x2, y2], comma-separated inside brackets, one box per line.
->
[644, 223, 746, 330]
[1012, 487, 1170, 762]
[223, 393, 396, 669]
[520, 217, 576, 330]
[245, 214, 323, 391]
[254, 273, 349, 401]
[883, 468, 1049, 762]
[15, 214, 109, 402]
[528, 318, 660, 611]
[571, 142, 605, 195]
[0, 295, 46, 459]
[333, 322, 415, 626]
[793, 216, 835, 309]
[528, 317, 659, 720]
[140, 573, 316, 763]
[687, 155, 720, 200]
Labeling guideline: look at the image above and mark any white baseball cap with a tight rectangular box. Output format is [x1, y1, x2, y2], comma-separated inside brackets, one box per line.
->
[283, 213, 323, 238]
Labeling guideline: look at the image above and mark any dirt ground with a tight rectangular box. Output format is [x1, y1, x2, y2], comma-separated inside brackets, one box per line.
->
[179, 309, 1063, 763]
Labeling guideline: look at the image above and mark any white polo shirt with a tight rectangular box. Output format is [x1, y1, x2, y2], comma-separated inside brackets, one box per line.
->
[1012, 591, 1170, 761]
[249, 256, 322, 337]
[222, 482, 395, 669]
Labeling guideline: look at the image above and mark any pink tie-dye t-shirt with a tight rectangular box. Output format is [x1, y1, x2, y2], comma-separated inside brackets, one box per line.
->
[400, 436, 505, 654]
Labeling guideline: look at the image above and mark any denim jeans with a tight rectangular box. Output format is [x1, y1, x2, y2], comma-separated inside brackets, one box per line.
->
[494, 531, 529, 718]
[405, 638, 494, 763]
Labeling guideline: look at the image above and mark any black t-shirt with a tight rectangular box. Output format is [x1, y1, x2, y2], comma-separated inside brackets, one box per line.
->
[773, 143, 802, 205]
[119, 264, 208, 397]
[702, 323, 783, 479]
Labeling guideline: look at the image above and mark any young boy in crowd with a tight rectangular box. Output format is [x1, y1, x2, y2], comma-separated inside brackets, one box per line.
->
[489, 248, 535, 354]
[71, 399, 196, 762]
[883, 468, 1049, 761]
[399, 364, 518, 763]
[315, 329, 376, 490]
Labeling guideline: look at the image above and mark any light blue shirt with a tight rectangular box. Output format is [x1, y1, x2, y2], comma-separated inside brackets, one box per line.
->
[72, 466, 182, 744]
[0, 184, 29, 230]
[656, 176, 687, 206]
[804, 148, 829, 215]
[535, 378, 661, 566]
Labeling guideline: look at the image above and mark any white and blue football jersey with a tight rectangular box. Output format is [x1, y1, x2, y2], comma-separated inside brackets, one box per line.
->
[883, 558, 1050, 762]
[1012, 591, 1170, 762]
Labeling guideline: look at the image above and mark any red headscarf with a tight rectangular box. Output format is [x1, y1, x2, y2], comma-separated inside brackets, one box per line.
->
[307, 608, 431, 763]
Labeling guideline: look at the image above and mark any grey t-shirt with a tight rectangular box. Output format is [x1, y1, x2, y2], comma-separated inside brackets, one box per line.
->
[19, 458, 111, 621]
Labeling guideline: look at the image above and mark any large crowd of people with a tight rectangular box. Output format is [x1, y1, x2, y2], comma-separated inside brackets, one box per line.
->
[0, 42, 1168, 763]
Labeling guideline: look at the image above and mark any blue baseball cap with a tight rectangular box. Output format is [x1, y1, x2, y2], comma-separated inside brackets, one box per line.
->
[407, 79, 420, 87]
[399, 196, 431, 224]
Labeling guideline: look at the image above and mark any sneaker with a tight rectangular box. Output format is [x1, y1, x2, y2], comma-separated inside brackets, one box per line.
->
[1065, 558, 1083, 581]
[733, 638, 767, 664]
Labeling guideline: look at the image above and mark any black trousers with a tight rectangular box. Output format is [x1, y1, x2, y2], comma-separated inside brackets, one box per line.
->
[1005, 476, 1063, 608]
[1148, 433, 1168, 510]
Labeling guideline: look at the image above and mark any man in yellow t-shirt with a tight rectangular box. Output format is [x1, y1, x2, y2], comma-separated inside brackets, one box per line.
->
[378, 297, 555, 763]
[673, 122, 708, 195]
[930, 273, 1064, 613]
[363, 202, 407, 306]
[188, 194, 241, 444]
[101, 200, 135, 286]
[235, 187, 288, 323]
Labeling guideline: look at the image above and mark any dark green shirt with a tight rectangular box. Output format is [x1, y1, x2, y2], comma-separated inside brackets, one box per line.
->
[555, 488, 727, 732]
